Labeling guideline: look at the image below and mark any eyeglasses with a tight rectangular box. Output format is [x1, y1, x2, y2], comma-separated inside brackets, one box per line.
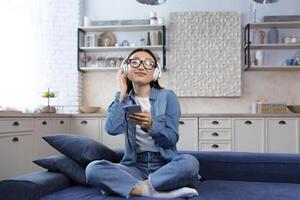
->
[128, 58, 156, 70]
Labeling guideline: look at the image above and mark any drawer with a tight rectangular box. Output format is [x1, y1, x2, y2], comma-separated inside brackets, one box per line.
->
[0, 118, 33, 133]
[199, 129, 231, 140]
[199, 118, 231, 128]
[199, 141, 231, 151]
[53, 118, 70, 133]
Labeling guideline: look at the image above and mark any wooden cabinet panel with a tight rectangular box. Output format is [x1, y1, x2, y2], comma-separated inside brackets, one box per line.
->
[0, 132, 33, 180]
[199, 118, 231, 129]
[199, 141, 231, 152]
[0, 118, 33, 133]
[266, 118, 299, 153]
[233, 118, 265, 152]
[100, 118, 124, 149]
[177, 118, 198, 151]
[70, 118, 100, 141]
[199, 129, 231, 141]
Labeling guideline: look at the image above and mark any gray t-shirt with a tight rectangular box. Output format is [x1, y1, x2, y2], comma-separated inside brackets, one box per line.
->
[134, 95, 159, 153]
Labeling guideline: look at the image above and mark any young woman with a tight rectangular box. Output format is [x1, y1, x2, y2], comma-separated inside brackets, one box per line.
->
[86, 48, 200, 198]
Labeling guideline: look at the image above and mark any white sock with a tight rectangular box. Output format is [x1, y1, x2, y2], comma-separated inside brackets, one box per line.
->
[141, 181, 153, 196]
[163, 187, 199, 198]
[141, 181, 198, 198]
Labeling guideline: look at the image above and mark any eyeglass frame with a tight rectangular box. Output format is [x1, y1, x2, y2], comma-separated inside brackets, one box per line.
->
[127, 58, 157, 70]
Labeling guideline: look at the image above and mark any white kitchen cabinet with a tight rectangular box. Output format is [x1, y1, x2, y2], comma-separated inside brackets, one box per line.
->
[0, 118, 33, 133]
[199, 118, 231, 129]
[177, 118, 198, 151]
[34, 118, 71, 161]
[199, 118, 232, 152]
[0, 118, 34, 180]
[199, 129, 231, 141]
[266, 118, 299, 153]
[70, 118, 100, 141]
[100, 118, 124, 150]
[52, 118, 70, 133]
[199, 141, 232, 152]
[233, 118, 265, 152]
[0, 133, 33, 180]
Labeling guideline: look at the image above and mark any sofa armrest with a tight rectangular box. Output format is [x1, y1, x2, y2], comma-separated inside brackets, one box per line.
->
[0, 170, 71, 200]
[179, 151, 300, 184]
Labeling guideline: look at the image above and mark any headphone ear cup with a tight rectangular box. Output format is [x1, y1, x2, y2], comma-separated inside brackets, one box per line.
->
[121, 57, 129, 76]
[153, 63, 162, 81]
[122, 63, 128, 76]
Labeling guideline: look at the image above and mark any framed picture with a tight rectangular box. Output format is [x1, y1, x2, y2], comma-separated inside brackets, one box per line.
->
[85, 33, 97, 47]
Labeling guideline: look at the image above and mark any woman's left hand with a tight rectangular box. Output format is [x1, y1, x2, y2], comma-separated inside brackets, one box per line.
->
[128, 109, 152, 129]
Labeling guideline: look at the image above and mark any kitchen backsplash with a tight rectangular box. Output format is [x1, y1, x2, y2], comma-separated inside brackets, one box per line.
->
[83, 70, 300, 114]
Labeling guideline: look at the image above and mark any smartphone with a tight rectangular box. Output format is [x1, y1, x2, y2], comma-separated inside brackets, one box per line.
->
[123, 105, 142, 115]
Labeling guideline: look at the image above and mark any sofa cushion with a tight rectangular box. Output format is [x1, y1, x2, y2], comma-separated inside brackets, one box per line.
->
[191, 180, 300, 200]
[43, 134, 122, 166]
[40, 180, 300, 200]
[40, 185, 186, 200]
[33, 155, 87, 185]
[180, 151, 300, 184]
[0, 171, 71, 200]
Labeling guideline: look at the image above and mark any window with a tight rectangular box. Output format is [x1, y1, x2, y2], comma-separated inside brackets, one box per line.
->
[0, 0, 46, 111]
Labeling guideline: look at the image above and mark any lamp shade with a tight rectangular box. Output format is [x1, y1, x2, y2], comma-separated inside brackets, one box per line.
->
[253, 0, 279, 4]
[136, 0, 166, 5]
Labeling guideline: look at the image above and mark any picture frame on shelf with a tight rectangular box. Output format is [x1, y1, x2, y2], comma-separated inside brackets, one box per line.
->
[85, 33, 97, 47]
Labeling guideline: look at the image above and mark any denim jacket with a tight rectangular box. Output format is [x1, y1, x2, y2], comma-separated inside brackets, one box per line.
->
[105, 87, 181, 165]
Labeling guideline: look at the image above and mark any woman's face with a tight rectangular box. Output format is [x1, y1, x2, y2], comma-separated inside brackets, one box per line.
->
[126, 51, 156, 85]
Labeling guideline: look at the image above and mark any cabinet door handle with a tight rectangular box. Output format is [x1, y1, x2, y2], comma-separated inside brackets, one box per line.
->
[60, 120, 64, 124]
[12, 121, 19, 126]
[42, 121, 47, 125]
[278, 120, 286, 125]
[244, 120, 252, 125]
[211, 132, 219, 137]
[81, 120, 88, 125]
[12, 137, 19, 142]
[179, 121, 185, 125]
[211, 121, 219, 125]
[211, 144, 219, 149]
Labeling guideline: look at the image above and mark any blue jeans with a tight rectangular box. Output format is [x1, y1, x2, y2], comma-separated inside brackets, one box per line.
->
[86, 152, 200, 198]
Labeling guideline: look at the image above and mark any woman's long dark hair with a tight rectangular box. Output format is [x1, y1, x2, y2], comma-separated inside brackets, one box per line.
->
[125, 48, 163, 94]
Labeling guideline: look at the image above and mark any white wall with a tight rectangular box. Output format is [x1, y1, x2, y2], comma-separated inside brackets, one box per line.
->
[84, 0, 300, 25]
[82, 0, 300, 113]
[42, 0, 83, 113]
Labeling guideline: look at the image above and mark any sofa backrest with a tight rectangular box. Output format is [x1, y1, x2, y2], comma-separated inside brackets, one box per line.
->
[180, 151, 300, 184]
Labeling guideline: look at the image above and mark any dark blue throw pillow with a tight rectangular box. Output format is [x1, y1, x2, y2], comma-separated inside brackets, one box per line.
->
[42, 134, 121, 166]
[33, 155, 87, 185]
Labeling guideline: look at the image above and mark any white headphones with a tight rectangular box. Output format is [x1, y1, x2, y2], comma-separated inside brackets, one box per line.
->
[121, 56, 162, 82]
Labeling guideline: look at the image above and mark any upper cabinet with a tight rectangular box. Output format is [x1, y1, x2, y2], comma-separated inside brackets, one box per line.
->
[244, 21, 300, 71]
[77, 25, 166, 72]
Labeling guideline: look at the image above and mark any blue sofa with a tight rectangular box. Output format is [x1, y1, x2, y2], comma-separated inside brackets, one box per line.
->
[1, 151, 300, 200]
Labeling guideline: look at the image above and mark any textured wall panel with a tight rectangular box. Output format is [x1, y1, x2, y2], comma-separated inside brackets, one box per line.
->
[168, 12, 241, 97]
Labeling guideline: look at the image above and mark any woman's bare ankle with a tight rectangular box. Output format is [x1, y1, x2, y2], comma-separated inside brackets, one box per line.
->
[130, 181, 145, 196]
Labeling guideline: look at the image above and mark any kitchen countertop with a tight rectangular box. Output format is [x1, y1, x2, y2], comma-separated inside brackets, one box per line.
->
[1, 112, 300, 118]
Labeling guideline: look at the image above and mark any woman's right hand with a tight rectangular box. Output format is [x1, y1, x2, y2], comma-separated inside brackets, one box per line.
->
[117, 67, 127, 102]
